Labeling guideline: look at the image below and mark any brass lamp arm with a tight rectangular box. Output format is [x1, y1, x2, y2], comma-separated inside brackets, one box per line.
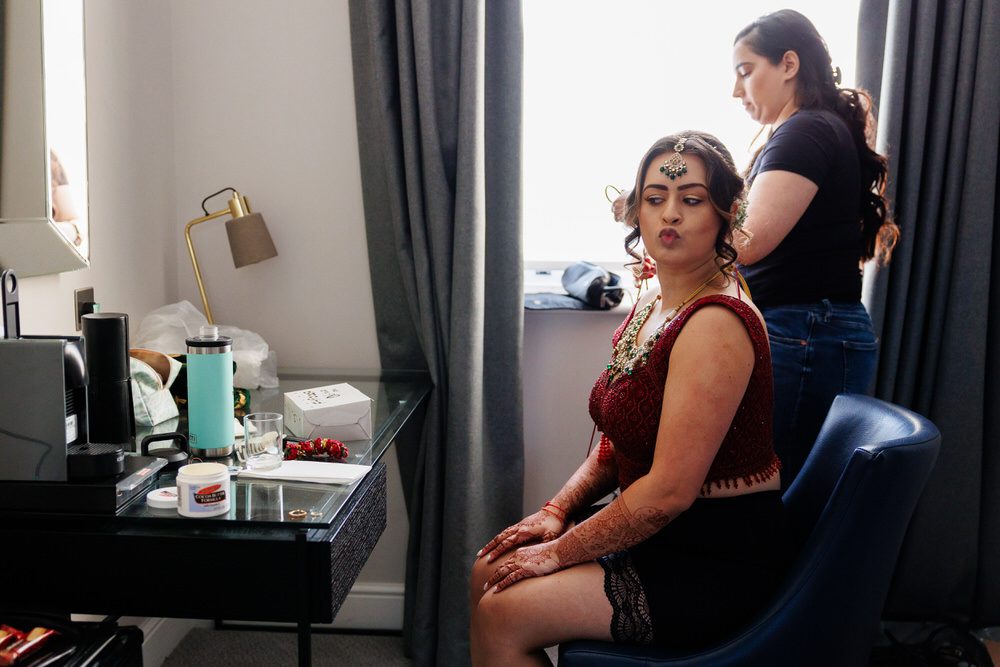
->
[184, 208, 231, 324]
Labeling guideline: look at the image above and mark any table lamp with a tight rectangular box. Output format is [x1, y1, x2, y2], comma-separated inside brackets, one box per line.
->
[184, 187, 278, 324]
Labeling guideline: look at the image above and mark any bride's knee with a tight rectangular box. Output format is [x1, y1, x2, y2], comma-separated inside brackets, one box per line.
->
[474, 586, 520, 632]
[469, 555, 493, 604]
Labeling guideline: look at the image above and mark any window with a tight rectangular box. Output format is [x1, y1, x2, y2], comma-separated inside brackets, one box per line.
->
[522, 2, 862, 268]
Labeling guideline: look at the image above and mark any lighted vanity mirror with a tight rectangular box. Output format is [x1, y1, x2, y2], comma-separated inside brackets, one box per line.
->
[0, 0, 89, 277]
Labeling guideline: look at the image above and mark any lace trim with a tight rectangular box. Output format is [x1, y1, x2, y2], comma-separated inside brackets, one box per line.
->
[598, 551, 654, 644]
[700, 457, 782, 496]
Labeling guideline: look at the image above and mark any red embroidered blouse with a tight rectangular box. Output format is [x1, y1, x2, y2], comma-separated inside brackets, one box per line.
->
[588, 294, 780, 493]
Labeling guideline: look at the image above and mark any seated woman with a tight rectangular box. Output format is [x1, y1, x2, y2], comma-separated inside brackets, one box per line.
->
[469, 132, 792, 665]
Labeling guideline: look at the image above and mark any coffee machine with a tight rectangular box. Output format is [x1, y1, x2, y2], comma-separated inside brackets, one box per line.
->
[0, 270, 164, 512]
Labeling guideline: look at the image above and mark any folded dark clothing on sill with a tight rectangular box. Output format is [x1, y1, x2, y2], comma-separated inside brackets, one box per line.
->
[524, 293, 590, 310]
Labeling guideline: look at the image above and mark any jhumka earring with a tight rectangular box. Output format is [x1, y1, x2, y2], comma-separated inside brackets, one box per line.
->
[659, 138, 688, 180]
[633, 251, 656, 292]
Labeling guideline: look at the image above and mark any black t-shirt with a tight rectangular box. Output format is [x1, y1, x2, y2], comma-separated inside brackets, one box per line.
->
[740, 109, 863, 309]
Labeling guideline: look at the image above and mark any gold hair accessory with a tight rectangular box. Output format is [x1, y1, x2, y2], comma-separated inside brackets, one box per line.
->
[832, 65, 843, 86]
[604, 184, 623, 204]
[659, 139, 688, 180]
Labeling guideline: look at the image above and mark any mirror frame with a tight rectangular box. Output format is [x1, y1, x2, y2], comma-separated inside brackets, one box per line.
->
[0, 0, 89, 277]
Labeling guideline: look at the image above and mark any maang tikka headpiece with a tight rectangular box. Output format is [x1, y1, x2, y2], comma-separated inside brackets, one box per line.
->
[659, 138, 688, 180]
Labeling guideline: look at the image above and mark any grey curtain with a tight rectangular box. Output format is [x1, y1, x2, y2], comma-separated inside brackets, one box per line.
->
[858, 0, 1000, 622]
[348, 2, 524, 665]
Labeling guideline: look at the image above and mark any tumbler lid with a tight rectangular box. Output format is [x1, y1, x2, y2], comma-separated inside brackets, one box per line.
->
[186, 324, 232, 349]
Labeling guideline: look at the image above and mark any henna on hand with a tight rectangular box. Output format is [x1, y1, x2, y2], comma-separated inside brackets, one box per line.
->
[552, 493, 671, 568]
[476, 434, 619, 564]
[477, 510, 564, 562]
[486, 542, 563, 592]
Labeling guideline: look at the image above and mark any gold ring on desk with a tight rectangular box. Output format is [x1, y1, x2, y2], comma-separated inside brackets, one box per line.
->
[288, 509, 308, 520]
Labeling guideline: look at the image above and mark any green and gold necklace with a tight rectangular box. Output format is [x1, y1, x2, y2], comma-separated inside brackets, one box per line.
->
[606, 269, 722, 381]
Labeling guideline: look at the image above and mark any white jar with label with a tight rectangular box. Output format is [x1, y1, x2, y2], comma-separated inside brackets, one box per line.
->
[176, 462, 231, 518]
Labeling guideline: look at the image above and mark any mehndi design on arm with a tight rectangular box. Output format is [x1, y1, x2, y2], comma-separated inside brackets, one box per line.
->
[550, 439, 620, 518]
[553, 493, 671, 568]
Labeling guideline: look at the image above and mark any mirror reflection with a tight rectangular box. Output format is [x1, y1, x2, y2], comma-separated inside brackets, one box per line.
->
[44, 0, 89, 259]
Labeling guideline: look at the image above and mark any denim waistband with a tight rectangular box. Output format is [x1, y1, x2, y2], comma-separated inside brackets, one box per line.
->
[762, 299, 869, 323]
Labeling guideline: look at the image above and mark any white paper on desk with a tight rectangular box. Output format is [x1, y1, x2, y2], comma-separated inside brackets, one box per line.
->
[236, 460, 371, 485]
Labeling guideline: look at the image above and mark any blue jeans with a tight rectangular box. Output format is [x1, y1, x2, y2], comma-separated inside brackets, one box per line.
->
[762, 300, 878, 489]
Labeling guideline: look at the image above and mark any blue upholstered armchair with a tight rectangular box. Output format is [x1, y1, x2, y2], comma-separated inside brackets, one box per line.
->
[559, 394, 941, 667]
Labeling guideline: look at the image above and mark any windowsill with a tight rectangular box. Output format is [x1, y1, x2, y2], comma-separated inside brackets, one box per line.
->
[524, 266, 637, 315]
[524, 297, 634, 315]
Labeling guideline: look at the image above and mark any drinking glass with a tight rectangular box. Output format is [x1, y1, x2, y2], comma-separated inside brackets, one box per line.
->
[241, 412, 284, 471]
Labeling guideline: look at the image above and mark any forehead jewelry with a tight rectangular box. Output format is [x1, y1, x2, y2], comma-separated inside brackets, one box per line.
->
[659, 139, 688, 180]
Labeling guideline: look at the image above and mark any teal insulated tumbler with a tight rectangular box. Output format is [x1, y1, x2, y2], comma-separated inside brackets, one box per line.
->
[186, 325, 234, 457]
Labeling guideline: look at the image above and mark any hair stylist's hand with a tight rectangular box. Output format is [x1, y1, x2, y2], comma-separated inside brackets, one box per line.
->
[486, 542, 562, 593]
[477, 510, 565, 563]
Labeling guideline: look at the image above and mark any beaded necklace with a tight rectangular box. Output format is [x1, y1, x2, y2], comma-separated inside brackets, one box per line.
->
[606, 269, 722, 382]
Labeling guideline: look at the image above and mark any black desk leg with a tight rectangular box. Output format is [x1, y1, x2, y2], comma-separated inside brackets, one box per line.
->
[297, 530, 311, 666]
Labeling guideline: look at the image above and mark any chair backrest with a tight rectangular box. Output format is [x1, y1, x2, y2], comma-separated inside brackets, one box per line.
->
[559, 394, 941, 667]
[783, 393, 936, 537]
[709, 394, 941, 667]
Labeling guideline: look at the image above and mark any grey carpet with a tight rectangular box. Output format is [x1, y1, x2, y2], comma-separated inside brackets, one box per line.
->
[163, 628, 412, 666]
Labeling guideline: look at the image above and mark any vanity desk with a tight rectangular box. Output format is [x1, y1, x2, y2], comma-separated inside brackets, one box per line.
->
[0, 369, 431, 667]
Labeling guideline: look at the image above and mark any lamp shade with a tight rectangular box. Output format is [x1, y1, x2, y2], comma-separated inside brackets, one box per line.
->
[225, 212, 278, 268]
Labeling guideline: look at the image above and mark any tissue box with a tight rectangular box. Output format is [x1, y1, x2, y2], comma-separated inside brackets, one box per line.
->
[284, 383, 373, 441]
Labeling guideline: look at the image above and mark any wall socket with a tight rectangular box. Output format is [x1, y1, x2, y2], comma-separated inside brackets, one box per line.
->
[74, 287, 95, 331]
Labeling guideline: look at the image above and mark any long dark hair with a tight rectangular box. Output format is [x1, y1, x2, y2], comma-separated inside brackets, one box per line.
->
[623, 132, 745, 272]
[736, 9, 898, 263]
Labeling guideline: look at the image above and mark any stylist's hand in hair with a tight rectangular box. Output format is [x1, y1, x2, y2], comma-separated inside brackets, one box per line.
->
[477, 509, 565, 563]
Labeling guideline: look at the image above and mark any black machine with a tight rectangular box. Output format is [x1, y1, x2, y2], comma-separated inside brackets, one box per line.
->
[82, 311, 135, 446]
[0, 270, 163, 513]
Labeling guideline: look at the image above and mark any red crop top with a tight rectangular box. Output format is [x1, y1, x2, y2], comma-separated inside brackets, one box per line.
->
[588, 294, 780, 494]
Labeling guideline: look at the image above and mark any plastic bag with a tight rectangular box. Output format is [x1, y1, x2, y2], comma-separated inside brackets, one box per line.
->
[133, 300, 279, 389]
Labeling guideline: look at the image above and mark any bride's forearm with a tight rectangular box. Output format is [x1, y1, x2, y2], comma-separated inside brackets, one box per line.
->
[548, 443, 619, 518]
[550, 479, 678, 567]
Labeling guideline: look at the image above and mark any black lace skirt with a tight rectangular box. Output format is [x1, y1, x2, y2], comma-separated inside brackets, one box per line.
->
[596, 490, 792, 649]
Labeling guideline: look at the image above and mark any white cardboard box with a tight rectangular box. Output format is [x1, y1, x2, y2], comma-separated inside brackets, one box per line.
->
[284, 382, 373, 441]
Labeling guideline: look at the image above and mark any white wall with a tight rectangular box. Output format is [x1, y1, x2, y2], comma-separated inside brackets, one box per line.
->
[522, 309, 623, 513]
[16, 0, 176, 335]
[19, 1, 380, 371]
[168, 0, 379, 370]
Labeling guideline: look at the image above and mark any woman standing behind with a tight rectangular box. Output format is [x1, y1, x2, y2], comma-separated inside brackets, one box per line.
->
[732, 9, 898, 487]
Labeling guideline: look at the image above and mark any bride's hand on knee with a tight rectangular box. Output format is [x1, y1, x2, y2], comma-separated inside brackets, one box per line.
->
[485, 542, 562, 593]
[477, 510, 565, 563]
